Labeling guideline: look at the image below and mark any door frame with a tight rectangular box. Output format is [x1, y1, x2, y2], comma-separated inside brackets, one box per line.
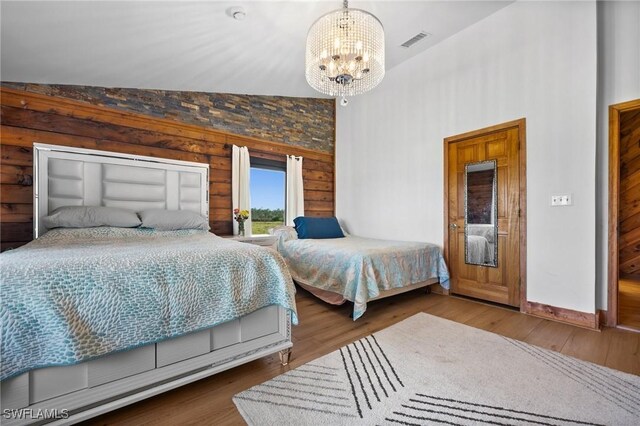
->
[443, 118, 527, 310]
[607, 99, 640, 327]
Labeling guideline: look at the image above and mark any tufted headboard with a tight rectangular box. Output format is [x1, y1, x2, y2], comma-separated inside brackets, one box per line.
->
[33, 144, 209, 238]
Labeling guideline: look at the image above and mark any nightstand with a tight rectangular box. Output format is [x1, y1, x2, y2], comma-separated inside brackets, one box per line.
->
[222, 235, 278, 249]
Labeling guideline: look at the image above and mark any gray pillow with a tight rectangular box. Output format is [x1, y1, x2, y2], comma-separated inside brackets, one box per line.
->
[43, 206, 141, 229]
[138, 209, 209, 231]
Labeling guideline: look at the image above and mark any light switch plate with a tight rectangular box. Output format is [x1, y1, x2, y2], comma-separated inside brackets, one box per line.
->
[551, 194, 573, 206]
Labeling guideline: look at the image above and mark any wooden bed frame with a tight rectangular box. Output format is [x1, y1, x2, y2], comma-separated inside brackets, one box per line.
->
[0, 144, 293, 425]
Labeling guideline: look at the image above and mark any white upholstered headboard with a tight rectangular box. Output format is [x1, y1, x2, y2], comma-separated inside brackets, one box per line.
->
[33, 144, 209, 238]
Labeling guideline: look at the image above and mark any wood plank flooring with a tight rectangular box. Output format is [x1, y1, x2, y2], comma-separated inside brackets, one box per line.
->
[619, 279, 640, 330]
[88, 288, 640, 426]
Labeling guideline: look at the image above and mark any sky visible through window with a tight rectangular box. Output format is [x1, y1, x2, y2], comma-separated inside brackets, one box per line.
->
[250, 167, 285, 235]
[250, 168, 285, 210]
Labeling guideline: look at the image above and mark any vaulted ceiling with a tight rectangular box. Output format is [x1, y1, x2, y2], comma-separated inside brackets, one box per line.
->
[1, 1, 512, 98]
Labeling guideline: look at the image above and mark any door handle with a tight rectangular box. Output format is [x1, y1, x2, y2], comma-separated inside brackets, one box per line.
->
[450, 223, 458, 230]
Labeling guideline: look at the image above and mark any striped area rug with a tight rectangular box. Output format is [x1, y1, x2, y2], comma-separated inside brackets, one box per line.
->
[233, 313, 640, 425]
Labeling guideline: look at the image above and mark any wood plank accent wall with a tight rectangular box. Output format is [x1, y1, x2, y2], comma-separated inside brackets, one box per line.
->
[0, 88, 335, 251]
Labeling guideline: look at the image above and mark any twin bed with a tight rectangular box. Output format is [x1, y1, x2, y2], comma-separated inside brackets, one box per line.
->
[0, 144, 449, 424]
[275, 229, 449, 320]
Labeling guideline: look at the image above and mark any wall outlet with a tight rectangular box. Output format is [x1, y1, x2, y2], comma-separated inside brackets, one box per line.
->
[551, 194, 573, 206]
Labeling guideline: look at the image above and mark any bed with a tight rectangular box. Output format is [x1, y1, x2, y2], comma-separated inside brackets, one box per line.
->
[466, 234, 491, 264]
[275, 228, 449, 320]
[467, 224, 496, 264]
[0, 144, 297, 425]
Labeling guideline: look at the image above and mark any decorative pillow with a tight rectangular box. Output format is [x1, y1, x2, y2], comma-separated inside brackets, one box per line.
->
[293, 216, 345, 239]
[270, 225, 298, 242]
[43, 206, 141, 229]
[138, 209, 209, 231]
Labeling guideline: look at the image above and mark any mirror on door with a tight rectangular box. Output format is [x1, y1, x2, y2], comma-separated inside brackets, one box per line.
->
[464, 160, 498, 267]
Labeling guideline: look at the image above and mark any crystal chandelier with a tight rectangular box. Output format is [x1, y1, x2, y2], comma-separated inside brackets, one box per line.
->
[305, 0, 385, 105]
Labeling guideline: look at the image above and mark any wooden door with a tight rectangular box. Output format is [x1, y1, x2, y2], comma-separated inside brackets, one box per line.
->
[617, 105, 640, 329]
[446, 125, 521, 306]
[607, 99, 640, 327]
[618, 107, 640, 278]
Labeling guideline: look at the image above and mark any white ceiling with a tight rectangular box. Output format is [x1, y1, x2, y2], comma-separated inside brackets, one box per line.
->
[0, 1, 512, 98]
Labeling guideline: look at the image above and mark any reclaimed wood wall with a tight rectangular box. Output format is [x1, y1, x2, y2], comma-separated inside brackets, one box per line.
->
[0, 88, 335, 250]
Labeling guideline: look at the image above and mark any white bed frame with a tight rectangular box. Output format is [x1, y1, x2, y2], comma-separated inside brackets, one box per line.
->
[0, 144, 293, 425]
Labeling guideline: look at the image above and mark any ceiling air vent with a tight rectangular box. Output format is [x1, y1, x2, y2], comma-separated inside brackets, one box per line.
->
[400, 31, 431, 48]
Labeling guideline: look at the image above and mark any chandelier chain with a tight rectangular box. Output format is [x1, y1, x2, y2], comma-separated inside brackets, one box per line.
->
[343, 0, 348, 9]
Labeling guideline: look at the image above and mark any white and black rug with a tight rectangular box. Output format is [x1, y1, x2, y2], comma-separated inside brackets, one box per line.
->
[233, 313, 640, 425]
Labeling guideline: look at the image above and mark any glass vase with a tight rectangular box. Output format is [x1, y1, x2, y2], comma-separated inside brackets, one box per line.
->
[238, 222, 245, 237]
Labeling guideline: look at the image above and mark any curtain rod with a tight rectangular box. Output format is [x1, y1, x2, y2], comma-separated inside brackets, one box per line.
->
[226, 143, 303, 160]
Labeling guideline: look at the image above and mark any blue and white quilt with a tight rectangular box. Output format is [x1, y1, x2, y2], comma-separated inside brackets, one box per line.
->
[278, 236, 449, 320]
[0, 227, 297, 381]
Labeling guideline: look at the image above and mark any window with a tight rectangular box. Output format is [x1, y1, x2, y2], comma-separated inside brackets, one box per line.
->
[250, 158, 286, 235]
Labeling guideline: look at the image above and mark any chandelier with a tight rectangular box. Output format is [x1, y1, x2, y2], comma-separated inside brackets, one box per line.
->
[305, 0, 385, 105]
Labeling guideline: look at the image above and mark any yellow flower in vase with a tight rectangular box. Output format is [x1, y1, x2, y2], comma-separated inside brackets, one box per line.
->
[234, 208, 250, 236]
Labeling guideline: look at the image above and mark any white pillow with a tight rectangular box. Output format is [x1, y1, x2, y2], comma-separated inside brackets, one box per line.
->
[43, 206, 141, 229]
[138, 209, 209, 231]
[270, 225, 298, 242]
[338, 220, 350, 236]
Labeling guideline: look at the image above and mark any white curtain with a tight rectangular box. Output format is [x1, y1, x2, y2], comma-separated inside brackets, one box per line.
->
[232, 145, 252, 236]
[286, 155, 305, 226]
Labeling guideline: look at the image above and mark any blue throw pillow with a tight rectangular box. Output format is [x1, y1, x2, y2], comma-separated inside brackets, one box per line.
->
[294, 216, 345, 239]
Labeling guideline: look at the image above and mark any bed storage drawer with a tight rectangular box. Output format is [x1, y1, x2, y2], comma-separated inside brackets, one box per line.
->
[1, 373, 29, 409]
[88, 345, 155, 387]
[156, 329, 211, 368]
[240, 305, 279, 341]
[26, 345, 157, 404]
[30, 363, 87, 404]
[211, 319, 241, 350]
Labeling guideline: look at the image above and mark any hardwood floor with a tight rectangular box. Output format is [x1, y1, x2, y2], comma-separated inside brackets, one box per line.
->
[619, 279, 640, 330]
[88, 288, 640, 426]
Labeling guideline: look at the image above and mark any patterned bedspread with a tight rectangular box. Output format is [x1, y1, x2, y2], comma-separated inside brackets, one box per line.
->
[0, 228, 297, 381]
[278, 236, 449, 320]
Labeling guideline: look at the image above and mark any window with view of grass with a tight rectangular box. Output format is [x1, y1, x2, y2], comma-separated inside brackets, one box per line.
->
[250, 158, 286, 236]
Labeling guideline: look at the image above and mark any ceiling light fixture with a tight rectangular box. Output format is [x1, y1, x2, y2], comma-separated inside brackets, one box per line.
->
[305, 0, 385, 106]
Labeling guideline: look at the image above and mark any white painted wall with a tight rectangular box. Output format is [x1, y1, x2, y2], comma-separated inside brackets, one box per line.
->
[336, 1, 598, 313]
[595, 1, 640, 310]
